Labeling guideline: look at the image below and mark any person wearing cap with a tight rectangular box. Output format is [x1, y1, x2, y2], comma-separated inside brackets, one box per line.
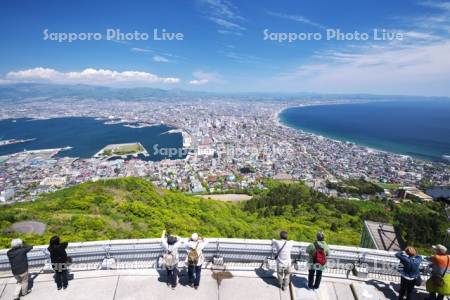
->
[271, 231, 294, 291]
[7, 239, 33, 300]
[426, 244, 450, 300]
[395, 246, 422, 300]
[185, 233, 208, 289]
[161, 230, 183, 289]
[306, 231, 330, 290]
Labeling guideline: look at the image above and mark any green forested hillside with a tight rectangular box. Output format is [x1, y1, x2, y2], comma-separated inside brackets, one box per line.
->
[244, 181, 448, 253]
[0, 177, 447, 252]
[325, 178, 384, 196]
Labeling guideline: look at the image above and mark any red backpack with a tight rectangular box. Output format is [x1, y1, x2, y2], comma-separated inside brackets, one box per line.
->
[313, 242, 327, 265]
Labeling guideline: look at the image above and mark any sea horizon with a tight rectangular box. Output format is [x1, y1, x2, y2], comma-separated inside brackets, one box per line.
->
[278, 100, 450, 163]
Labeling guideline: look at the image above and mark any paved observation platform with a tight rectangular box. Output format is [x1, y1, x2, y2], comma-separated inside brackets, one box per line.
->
[0, 238, 433, 300]
[0, 268, 430, 300]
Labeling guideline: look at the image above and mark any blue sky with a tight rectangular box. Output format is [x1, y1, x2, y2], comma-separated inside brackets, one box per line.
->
[0, 0, 449, 96]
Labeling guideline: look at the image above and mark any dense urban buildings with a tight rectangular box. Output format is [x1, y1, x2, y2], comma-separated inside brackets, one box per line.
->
[1, 96, 450, 203]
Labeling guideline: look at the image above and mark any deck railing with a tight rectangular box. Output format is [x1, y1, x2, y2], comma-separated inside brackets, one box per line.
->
[0, 238, 432, 281]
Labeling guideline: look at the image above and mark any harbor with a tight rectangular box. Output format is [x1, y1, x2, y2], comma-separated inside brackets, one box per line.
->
[0, 138, 36, 147]
[93, 142, 149, 159]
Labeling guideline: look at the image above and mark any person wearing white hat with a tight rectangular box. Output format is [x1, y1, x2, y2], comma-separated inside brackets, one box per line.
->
[432, 244, 448, 254]
[185, 233, 208, 289]
[426, 244, 450, 299]
[7, 239, 33, 300]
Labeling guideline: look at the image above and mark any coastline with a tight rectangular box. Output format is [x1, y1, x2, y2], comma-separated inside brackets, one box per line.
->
[274, 101, 416, 161]
[161, 128, 191, 148]
[274, 99, 371, 129]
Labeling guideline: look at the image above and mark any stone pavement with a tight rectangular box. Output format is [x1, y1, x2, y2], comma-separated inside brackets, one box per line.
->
[0, 268, 430, 300]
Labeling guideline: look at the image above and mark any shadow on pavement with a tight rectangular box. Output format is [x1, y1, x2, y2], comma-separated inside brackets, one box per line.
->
[366, 279, 398, 299]
[366, 279, 431, 300]
[254, 268, 279, 288]
[291, 274, 309, 289]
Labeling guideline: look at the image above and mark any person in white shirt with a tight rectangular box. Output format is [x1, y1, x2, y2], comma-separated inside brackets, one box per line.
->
[272, 231, 294, 290]
[161, 230, 182, 289]
[185, 233, 208, 289]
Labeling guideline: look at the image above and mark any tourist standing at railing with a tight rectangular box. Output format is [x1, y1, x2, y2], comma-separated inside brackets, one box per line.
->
[7, 239, 33, 300]
[271, 231, 294, 291]
[185, 233, 208, 290]
[306, 231, 330, 290]
[426, 244, 450, 300]
[395, 246, 422, 300]
[48, 236, 70, 290]
[161, 230, 183, 289]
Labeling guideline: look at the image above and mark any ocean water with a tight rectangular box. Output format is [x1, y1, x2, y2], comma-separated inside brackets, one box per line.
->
[279, 100, 450, 162]
[0, 117, 184, 161]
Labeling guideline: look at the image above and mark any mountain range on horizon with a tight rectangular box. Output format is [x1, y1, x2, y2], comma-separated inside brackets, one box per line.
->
[1, 83, 449, 102]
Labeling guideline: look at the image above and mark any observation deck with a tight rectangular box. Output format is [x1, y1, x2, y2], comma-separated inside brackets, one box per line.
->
[0, 238, 431, 300]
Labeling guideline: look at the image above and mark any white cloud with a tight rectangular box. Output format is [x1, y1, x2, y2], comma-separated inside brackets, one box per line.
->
[6, 67, 180, 86]
[0, 79, 13, 85]
[198, 0, 244, 20]
[402, 31, 441, 41]
[260, 1, 450, 96]
[207, 17, 245, 31]
[266, 11, 326, 30]
[152, 55, 170, 63]
[267, 40, 450, 95]
[189, 79, 209, 85]
[419, 0, 450, 11]
[217, 29, 242, 36]
[188, 70, 223, 85]
[198, 0, 246, 34]
[222, 51, 263, 65]
[132, 47, 180, 62]
[131, 47, 152, 53]
[399, 1, 450, 33]
[9, 67, 60, 80]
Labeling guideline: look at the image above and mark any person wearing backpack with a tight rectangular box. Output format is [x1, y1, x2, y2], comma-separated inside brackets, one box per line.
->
[272, 231, 294, 291]
[306, 231, 330, 290]
[426, 244, 450, 300]
[185, 233, 208, 290]
[161, 230, 182, 289]
[395, 246, 423, 300]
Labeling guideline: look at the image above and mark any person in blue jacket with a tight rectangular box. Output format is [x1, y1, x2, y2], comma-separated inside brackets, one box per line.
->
[395, 246, 422, 300]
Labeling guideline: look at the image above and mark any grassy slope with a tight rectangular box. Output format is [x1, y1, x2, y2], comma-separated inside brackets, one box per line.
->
[0, 178, 258, 248]
[0, 178, 446, 252]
